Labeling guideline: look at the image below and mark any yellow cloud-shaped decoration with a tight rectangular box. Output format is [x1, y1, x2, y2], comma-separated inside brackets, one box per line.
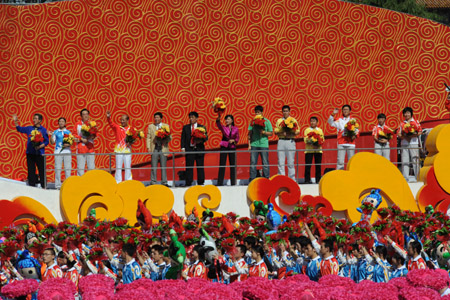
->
[420, 124, 450, 193]
[184, 185, 222, 218]
[319, 152, 418, 223]
[60, 170, 174, 224]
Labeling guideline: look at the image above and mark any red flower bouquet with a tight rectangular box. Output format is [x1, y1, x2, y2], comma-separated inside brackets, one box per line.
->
[81, 121, 98, 138]
[402, 121, 420, 136]
[30, 129, 44, 147]
[212, 97, 226, 114]
[378, 126, 396, 141]
[125, 127, 144, 145]
[306, 130, 324, 146]
[1, 278, 39, 298]
[191, 127, 207, 140]
[251, 115, 266, 128]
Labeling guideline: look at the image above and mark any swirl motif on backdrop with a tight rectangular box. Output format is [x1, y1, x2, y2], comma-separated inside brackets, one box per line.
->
[1, 0, 450, 180]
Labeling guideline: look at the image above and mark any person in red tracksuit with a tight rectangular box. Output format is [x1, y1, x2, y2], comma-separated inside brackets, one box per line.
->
[248, 245, 268, 278]
[184, 245, 207, 280]
[106, 110, 132, 183]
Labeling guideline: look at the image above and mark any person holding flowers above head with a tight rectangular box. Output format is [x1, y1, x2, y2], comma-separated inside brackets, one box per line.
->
[275, 105, 299, 181]
[13, 113, 49, 188]
[74, 109, 97, 176]
[372, 113, 395, 160]
[183, 245, 207, 280]
[399, 107, 422, 182]
[248, 105, 273, 182]
[106, 110, 140, 183]
[49, 117, 72, 189]
[216, 114, 239, 186]
[304, 116, 324, 184]
[385, 236, 426, 271]
[181, 111, 208, 186]
[147, 112, 171, 187]
[328, 104, 359, 170]
[121, 243, 142, 284]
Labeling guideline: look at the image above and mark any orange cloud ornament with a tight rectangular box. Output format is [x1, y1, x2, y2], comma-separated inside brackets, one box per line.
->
[417, 124, 450, 211]
[0, 196, 57, 228]
[319, 152, 419, 223]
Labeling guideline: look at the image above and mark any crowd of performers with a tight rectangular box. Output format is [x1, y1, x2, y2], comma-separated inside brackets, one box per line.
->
[2, 191, 450, 298]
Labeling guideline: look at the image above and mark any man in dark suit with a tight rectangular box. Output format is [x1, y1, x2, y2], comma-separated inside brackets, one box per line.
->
[181, 111, 208, 186]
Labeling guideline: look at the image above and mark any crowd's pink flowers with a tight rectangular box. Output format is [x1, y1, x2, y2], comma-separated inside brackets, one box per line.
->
[1, 279, 39, 298]
[37, 278, 76, 300]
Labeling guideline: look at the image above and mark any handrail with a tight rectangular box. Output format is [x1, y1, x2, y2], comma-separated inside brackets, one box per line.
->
[40, 146, 423, 189]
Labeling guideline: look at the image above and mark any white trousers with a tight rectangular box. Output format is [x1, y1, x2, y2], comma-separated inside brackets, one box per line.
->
[277, 139, 296, 180]
[77, 154, 95, 176]
[337, 144, 355, 170]
[55, 153, 71, 188]
[374, 143, 390, 160]
[115, 153, 132, 183]
[401, 143, 419, 181]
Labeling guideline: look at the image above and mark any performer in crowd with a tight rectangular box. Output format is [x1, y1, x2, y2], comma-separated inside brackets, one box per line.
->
[181, 111, 208, 186]
[216, 114, 239, 186]
[328, 105, 359, 170]
[303, 116, 324, 184]
[275, 105, 299, 181]
[399, 107, 422, 182]
[372, 113, 391, 160]
[74, 109, 96, 176]
[147, 112, 171, 187]
[49, 117, 72, 189]
[106, 110, 132, 183]
[248, 105, 273, 182]
[13, 113, 49, 188]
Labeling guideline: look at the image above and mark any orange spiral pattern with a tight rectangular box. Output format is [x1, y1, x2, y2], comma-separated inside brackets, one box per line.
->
[1, 0, 450, 180]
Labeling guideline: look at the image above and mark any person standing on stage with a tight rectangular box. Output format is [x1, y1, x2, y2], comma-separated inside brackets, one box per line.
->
[275, 105, 299, 181]
[216, 114, 239, 186]
[248, 105, 273, 182]
[107, 110, 132, 183]
[304, 116, 324, 184]
[147, 112, 171, 187]
[327, 104, 359, 170]
[74, 109, 96, 176]
[13, 113, 49, 188]
[181, 111, 208, 186]
[49, 117, 72, 189]
[399, 107, 422, 182]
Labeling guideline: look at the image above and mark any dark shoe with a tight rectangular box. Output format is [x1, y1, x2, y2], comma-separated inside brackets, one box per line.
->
[304, 181, 312, 184]
[162, 183, 171, 187]
[216, 183, 223, 187]
[197, 182, 204, 186]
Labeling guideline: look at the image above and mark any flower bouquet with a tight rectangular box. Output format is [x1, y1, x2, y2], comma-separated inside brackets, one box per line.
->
[1, 279, 39, 299]
[251, 115, 266, 129]
[81, 121, 98, 139]
[402, 121, 419, 136]
[155, 125, 171, 141]
[344, 119, 359, 137]
[378, 126, 396, 141]
[0, 240, 20, 261]
[306, 130, 324, 146]
[277, 117, 298, 135]
[60, 133, 74, 153]
[212, 97, 226, 114]
[191, 127, 207, 144]
[125, 127, 144, 145]
[30, 129, 44, 148]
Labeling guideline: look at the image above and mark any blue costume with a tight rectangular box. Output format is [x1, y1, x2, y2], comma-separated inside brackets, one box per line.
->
[122, 259, 142, 284]
[305, 256, 321, 281]
[390, 265, 408, 279]
[51, 128, 71, 153]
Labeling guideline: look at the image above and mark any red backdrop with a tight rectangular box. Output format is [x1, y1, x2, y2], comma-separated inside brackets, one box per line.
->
[1, 0, 449, 181]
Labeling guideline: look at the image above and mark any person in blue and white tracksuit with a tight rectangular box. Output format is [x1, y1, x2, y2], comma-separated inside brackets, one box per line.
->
[121, 243, 142, 284]
[49, 117, 72, 189]
[301, 238, 321, 281]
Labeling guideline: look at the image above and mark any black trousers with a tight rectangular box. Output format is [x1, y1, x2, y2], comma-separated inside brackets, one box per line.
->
[304, 152, 322, 183]
[185, 150, 205, 186]
[217, 147, 236, 185]
[27, 154, 46, 188]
